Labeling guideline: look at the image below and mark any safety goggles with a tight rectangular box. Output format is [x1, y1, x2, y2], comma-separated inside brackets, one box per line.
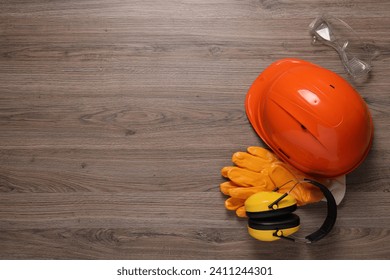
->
[309, 14, 379, 79]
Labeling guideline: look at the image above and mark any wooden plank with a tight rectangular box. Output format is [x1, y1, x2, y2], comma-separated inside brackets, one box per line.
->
[0, 0, 389, 259]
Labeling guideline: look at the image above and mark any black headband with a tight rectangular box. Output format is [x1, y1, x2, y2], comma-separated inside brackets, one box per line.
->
[303, 178, 337, 243]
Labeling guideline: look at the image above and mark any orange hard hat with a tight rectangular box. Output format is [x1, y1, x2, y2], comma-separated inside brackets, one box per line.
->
[245, 58, 373, 178]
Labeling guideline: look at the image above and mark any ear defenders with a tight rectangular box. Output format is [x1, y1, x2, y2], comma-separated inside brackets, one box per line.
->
[245, 179, 337, 243]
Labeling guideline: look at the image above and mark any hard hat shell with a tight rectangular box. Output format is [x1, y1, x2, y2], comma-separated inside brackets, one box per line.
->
[245, 58, 373, 178]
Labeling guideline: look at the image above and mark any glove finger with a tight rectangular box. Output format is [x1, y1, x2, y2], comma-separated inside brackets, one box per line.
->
[229, 186, 269, 200]
[224, 166, 265, 187]
[235, 206, 247, 218]
[232, 151, 273, 173]
[220, 181, 239, 196]
[247, 146, 278, 161]
[225, 197, 245, 210]
[221, 166, 234, 178]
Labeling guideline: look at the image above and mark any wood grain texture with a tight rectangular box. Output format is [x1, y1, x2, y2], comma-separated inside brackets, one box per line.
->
[0, 0, 389, 259]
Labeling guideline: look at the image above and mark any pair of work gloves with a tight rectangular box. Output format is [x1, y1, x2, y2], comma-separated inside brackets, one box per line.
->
[220, 146, 345, 217]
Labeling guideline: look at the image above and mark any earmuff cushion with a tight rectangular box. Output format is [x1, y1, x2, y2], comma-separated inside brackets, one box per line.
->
[246, 204, 297, 219]
[248, 213, 300, 230]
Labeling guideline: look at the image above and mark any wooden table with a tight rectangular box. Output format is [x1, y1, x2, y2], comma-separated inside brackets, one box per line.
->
[1, 0, 389, 259]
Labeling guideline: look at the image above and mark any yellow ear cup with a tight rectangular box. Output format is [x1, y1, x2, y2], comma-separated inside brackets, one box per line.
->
[247, 213, 300, 241]
[248, 226, 300, 241]
[245, 191, 297, 213]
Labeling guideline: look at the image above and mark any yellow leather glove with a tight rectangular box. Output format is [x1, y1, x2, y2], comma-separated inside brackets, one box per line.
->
[220, 146, 324, 217]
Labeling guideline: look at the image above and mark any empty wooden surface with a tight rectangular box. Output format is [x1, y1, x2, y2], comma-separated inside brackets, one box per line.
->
[0, 0, 389, 259]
